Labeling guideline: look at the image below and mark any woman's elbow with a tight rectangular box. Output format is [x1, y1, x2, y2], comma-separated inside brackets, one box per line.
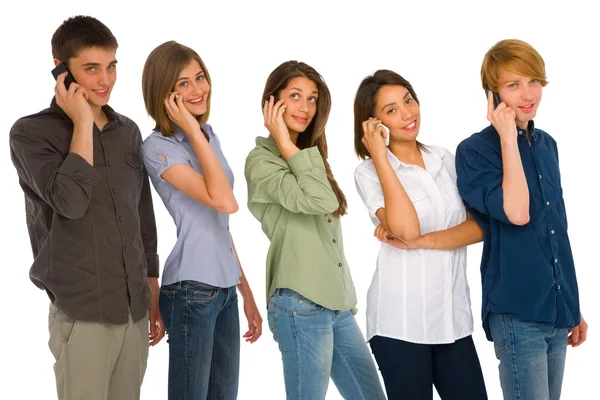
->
[218, 199, 239, 215]
[389, 225, 421, 242]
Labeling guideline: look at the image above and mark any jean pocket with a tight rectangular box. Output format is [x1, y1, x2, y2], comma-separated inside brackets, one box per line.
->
[186, 281, 218, 304]
[267, 308, 278, 343]
[489, 313, 509, 359]
[271, 289, 324, 316]
[159, 290, 175, 333]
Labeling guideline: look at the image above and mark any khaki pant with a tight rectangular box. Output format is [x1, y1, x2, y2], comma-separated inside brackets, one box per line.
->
[48, 303, 149, 400]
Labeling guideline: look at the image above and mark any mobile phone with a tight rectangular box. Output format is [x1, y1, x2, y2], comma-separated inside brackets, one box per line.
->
[369, 117, 390, 146]
[485, 87, 502, 109]
[51, 62, 76, 90]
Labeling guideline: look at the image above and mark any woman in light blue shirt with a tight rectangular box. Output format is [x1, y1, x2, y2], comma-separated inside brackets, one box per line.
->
[141, 41, 262, 399]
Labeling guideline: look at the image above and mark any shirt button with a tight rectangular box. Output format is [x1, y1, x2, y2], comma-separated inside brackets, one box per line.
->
[100, 133, 105, 139]
[557, 284, 561, 290]
[230, 247, 233, 252]
[554, 258, 558, 263]
[124, 245, 128, 251]
[328, 219, 332, 223]
[539, 174, 542, 179]
[332, 239, 336, 244]
[546, 201, 550, 206]
[551, 230, 555, 234]
[118, 216, 123, 222]
[338, 263, 342, 267]
[112, 189, 117, 195]
[107, 161, 112, 167]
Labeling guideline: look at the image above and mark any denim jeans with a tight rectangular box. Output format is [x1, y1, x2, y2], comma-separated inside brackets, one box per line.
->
[488, 313, 568, 400]
[160, 280, 240, 400]
[369, 335, 487, 400]
[267, 289, 386, 400]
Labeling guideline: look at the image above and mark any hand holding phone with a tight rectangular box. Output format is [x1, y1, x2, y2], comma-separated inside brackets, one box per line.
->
[485, 88, 517, 140]
[51, 63, 76, 90]
[262, 95, 290, 146]
[368, 117, 390, 146]
[52, 63, 93, 124]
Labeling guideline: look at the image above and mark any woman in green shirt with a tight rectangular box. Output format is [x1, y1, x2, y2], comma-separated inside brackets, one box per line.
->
[244, 61, 385, 400]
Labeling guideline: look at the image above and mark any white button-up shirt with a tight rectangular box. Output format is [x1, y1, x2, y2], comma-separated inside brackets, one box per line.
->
[354, 145, 474, 345]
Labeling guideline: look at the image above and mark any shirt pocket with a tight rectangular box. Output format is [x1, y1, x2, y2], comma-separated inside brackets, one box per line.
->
[124, 153, 143, 196]
[406, 188, 432, 222]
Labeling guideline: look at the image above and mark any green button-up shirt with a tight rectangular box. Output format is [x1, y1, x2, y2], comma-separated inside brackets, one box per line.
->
[245, 136, 357, 313]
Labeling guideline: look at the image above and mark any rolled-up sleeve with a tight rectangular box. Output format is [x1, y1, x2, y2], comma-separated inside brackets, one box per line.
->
[10, 128, 100, 220]
[455, 141, 511, 225]
[245, 146, 339, 215]
[354, 166, 384, 226]
[141, 136, 190, 181]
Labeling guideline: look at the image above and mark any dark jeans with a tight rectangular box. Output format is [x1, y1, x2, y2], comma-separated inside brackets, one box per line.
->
[370, 335, 487, 400]
[160, 280, 240, 400]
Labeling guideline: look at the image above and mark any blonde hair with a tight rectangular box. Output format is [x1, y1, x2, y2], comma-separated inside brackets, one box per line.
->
[481, 39, 548, 91]
[142, 41, 212, 136]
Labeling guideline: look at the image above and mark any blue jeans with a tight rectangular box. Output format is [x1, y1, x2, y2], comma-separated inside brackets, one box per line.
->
[267, 289, 386, 400]
[160, 281, 240, 400]
[488, 313, 568, 400]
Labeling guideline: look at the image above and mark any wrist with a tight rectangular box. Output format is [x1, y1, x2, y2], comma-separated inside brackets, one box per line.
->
[186, 127, 206, 141]
[423, 232, 436, 250]
[73, 118, 93, 130]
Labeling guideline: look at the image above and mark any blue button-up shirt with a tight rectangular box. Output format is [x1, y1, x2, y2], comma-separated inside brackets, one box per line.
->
[142, 124, 241, 288]
[455, 122, 580, 340]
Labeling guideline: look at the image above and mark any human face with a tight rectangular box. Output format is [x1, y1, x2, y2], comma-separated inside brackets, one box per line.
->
[278, 76, 318, 136]
[373, 85, 420, 143]
[496, 67, 543, 130]
[60, 46, 117, 108]
[173, 59, 210, 116]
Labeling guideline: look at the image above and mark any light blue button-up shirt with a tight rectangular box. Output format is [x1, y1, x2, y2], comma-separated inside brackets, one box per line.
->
[142, 124, 241, 288]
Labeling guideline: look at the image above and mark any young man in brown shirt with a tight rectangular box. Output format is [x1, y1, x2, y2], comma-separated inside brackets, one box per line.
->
[9, 15, 163, 400]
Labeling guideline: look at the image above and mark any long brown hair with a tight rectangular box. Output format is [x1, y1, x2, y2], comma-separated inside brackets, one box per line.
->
[142, 41, 212, 136]
[354, 69, 426, 160]
[262, 61, 347, 216]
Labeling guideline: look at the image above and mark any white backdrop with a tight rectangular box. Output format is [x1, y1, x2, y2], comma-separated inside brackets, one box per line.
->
[1, 1, 597, 399]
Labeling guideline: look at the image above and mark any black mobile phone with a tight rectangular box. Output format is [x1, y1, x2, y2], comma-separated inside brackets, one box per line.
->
[485, 87, 502, 109]
[51, 62, 76, 90]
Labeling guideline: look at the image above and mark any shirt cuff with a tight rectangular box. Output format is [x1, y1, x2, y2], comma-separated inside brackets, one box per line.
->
[146, 253, 159, 278]
[287, 147, 326, 176]
[58, 152, 101, 188]
[486, 186, 512, 225]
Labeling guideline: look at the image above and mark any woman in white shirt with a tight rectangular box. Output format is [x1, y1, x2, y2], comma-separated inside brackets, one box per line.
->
[353, 69, 488, 400]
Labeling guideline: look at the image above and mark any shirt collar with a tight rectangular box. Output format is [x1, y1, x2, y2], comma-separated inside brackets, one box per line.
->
[173, 123, 213, 143]
[386, 145, 445, 178]
[517, 120, 537, 142]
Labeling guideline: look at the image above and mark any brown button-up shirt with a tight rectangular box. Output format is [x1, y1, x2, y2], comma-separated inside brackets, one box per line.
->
[9, 98, 159, 324]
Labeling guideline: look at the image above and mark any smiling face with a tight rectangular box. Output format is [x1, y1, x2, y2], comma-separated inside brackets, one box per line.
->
[496, 67, 543, 130]
[277, 76, 318, 136]
[373, 84, 421, 143]
[173, 59, 210, 116]
[61, 46, 117, 109]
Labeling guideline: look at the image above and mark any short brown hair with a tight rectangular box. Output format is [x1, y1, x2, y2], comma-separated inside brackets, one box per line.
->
[353, 70, 425, 160]
[51, 16, 118, 62]
[262, 60, 347, 216]
[142, 41, 212, 136]
[481, 39, 548, 92]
